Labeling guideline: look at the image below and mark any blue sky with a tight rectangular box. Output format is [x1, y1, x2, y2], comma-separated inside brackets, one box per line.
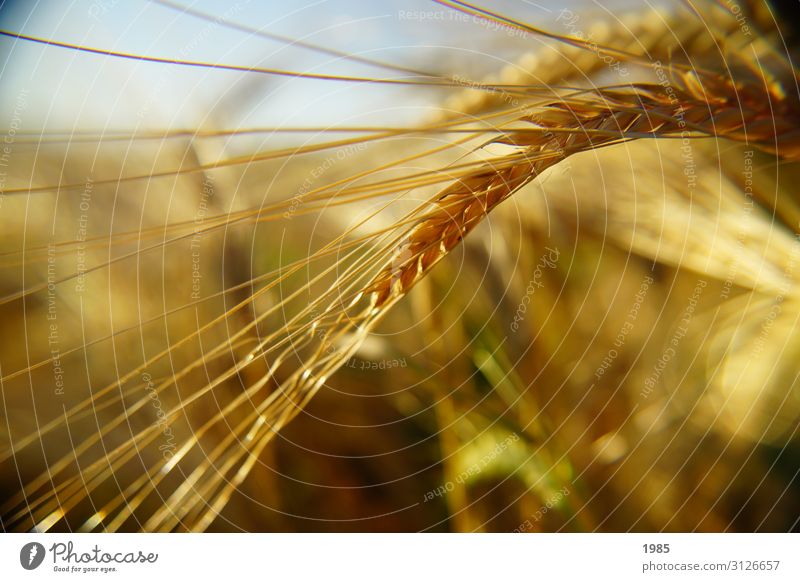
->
[0, 0, 662, 136]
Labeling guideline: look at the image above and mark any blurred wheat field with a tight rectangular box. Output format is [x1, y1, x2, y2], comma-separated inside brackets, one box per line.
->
[0, 0, 798, 532]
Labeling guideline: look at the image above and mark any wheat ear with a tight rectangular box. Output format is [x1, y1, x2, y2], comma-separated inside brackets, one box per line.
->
[179, 71, 799, 531]
[366, 73, 798, 307]
[436, 6, 738, 121]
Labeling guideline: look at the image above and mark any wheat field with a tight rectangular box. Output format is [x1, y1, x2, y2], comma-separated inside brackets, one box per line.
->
[0, 0, 798, 532]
